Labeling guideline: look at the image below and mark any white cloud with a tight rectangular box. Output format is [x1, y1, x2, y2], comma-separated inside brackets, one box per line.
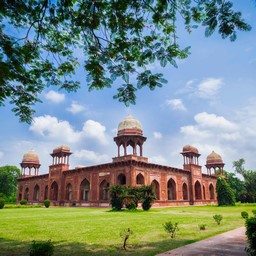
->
[45, 90, 65, 103]
[180, 125, 211, 139]
[166, 98, 186, 111]
[149, 155, 169, 165]
[67, 101, 85, 114]
[153, 131, 163, 139]
[82, 120, 109, 145]
[73, 149, 109, 164]
[194, 112, 238, 131]
[196, 78, 223, 99]
[29, 115, 81, 143]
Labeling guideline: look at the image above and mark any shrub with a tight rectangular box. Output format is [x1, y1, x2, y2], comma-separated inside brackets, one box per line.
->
[163, 221, 179, 238]
[0, 199, 5, 209]
[241, 211, 249, 219]
[198, 224, 206, 230]
[213, 214, 223, 225]
[142, 196, 154, 211]
[120, 228, 133, 250]
[245, 217, 256, 252]
[252, 210, 256, 217]
[44, 199, 50, 208]
[29, 240, 54, 256]
[20, 199, 28, 205]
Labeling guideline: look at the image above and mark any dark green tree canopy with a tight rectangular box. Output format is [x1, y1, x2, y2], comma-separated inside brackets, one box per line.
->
[0, 165, 21, 198]
[0, 0, 251, 123]
[216, 175, 235, 206]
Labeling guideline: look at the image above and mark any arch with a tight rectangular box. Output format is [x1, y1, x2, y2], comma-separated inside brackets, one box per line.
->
[50, 181, 58, 201]
[99, 180, 110, 201]
[136, 173, 144, 185]
[44, 185, 48, 200]
[167, 178, 176, 200]
[203, 185, 206, 200]
[209, 184, 215, 200]
[80, 178, 90, 201]
[66, 183, 72, 201]
[24, 187, 29, 201]
[195, 180, 202, 200]
[33, 184, 40, 201]
[117, 173, 126, 185]
[151, 179, 160, 200]
[182, 183, 188, 200]
[18, 186, 23, 201]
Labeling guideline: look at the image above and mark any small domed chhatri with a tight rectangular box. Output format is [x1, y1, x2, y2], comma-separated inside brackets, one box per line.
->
[22, 150, 40, 164]
[117, 115, 143, 136]
[206, 151, 223, 165]
[53, 145, 71, 154]
[182, 144, 199, 154]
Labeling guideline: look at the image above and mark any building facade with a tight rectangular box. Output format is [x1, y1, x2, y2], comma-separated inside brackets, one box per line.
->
[17, 115, 224, 207]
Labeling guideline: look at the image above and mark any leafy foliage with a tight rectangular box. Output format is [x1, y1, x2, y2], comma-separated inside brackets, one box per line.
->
[233, 159, 256, 203]
[213, 214, 223, 225]
[198, 224, 206, 230]
[44, 199, 50, 208]
[252, 210, 256, 217]
[245, 217, 256, 252]
[216, 176, 235, 206]
[0, 165, 21, 198]
[109, 185, 155, 210]
[120, 228, 133, 250]
[20, 199, 28, 205]
[29, 240, 54, 256]
[163, 221, 179, 238]
[241, 211, 249, 219]
[0, 198, 5, 209]
[0, 1, 251, 122]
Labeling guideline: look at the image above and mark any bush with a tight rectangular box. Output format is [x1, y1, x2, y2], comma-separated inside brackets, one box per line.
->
[198, 224, 206, 230]
[245, 217, 256, 252]
[20, 199, 28, 205]
[213, 214, 223, 225]
[241, 211, 249, 219]
[0, 199, 5, 209]
[44, 199, 50, 208]
[142, 196, 154, 211]
[252, 210, 256, 217]
[163, 221, 179, 238]
[29, 240, 54, 256]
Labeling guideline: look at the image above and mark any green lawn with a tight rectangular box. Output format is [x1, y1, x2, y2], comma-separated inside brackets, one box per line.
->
[0, 204, 255, 256]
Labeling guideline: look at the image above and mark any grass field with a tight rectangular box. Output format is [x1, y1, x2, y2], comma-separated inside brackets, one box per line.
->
[1, 204, 256, 256]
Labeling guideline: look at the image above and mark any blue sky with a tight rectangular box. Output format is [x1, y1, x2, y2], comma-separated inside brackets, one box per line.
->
[0, 2, 256, 175]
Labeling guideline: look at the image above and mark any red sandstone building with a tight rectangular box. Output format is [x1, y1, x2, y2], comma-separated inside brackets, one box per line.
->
[17, 115, 224, 207]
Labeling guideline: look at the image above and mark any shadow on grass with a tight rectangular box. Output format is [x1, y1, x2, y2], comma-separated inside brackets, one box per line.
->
[0, 237, 196, 256]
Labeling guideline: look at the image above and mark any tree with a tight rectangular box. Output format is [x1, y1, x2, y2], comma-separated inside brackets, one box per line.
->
[224, 170, 246, 202]
[233, 159, 256, 203]
[0, 165, 21, 198]
[216, 176, 235, 206]
[0, 1, 251, 123]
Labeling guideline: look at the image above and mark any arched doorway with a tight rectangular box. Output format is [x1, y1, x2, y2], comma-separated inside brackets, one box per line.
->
[203, 185, 206, 200]
[66, 183, 72, 201]
[44, 185, 48, 200]
[182, 183, 188, 200]
[50, 181, 58, 201]
[167, 178, 176, 200]
[33, 184, 40, 201]
[151, 180, 160, 200]
[136, 173, 144, 185]
[117, 173, 126, 185]
[80, 179, 90, 201]
[209, 184, 215, 200]
[99, 180, 109, 200]
[24, 187, 29, 201]
[195, 181, 202, 200]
